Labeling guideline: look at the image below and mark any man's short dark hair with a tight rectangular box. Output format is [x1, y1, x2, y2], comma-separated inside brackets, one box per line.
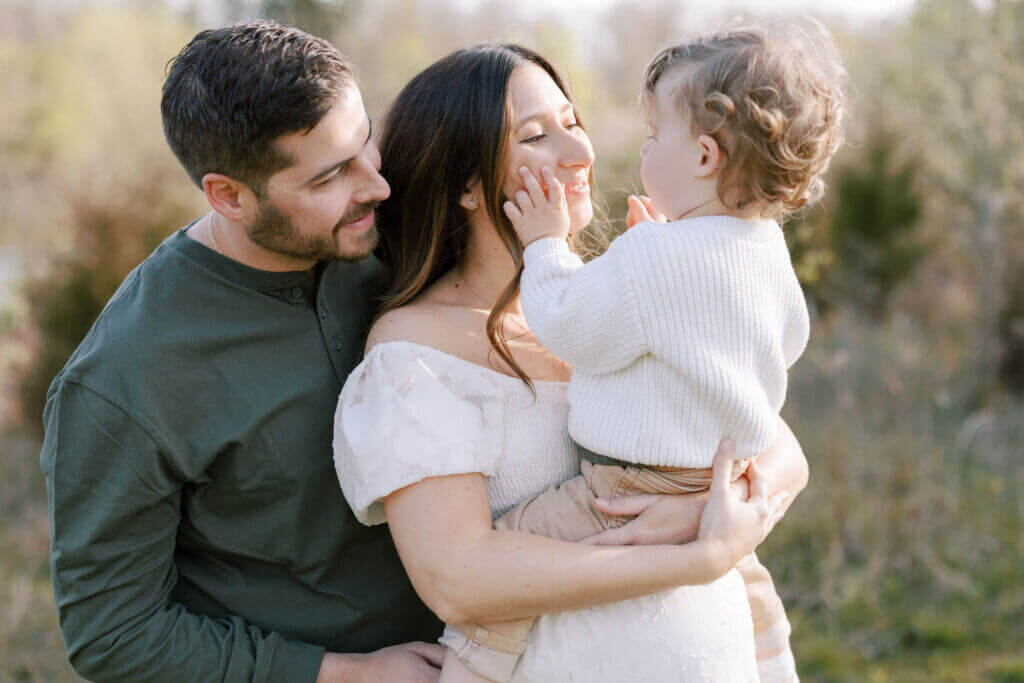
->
[161, 20, 354, 194]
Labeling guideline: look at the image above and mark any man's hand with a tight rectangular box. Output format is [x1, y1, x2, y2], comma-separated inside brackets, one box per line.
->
[317, 642, 444, 683]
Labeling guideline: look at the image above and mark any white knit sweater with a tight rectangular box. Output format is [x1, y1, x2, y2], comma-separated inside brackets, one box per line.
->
[520, 215, 810, 467]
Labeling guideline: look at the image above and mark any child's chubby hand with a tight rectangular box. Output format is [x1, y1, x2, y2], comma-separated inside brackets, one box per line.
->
[503, 165, 570, 246]
[696, 441, 784, 578]
[626, 194, 668, 228]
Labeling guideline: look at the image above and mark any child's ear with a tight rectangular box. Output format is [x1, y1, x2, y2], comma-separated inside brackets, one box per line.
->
[695, 134, 727, 178]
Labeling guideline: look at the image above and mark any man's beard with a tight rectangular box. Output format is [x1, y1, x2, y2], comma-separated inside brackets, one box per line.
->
[244, 198, 380, 263]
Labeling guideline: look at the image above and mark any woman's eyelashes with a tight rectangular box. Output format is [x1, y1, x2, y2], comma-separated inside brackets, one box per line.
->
[518, 120, 582, 144]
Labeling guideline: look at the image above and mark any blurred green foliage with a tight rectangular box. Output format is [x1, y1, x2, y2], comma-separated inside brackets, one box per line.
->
[1, 0, 1022, 681]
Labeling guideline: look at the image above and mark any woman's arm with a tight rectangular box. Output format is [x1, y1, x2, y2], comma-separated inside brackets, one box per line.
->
[584, 418, 808, 546]
[384, 446, 772, 625]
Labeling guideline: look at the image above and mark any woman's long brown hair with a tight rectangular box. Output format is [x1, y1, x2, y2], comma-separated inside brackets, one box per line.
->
[375, 43, 592, 389]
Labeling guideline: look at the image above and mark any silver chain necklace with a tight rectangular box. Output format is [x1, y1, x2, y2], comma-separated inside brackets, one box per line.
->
[207, 213, 224, 255]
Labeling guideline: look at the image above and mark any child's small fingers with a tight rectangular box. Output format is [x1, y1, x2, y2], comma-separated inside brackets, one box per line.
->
[515, 189, 534, 212]
[542, 166, 565, 206]
[519, 166, 546, 206]
[627, 195, 653, 225]
[503, 200, 522, 222]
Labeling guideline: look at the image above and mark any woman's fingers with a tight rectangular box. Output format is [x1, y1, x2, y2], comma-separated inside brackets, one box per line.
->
[541, 166, 565, 207]
[745, 458, 769, 508]
[520, 166, 546, 207]
[709, 439, 736, 499]
[592, 493, 660, 518]
[579, 524, 638, 546]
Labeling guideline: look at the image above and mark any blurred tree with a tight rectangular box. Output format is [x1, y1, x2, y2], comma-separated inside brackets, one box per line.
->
[887, 0, 1024, 388]
[998, 270, 1024, 395]
[262, 0, 360, 38]
[829, 137, 923, 320]
[17, 182, 196, 436]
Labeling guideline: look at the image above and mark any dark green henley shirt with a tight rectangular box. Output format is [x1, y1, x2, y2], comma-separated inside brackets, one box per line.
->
[40, 226, 441, 682]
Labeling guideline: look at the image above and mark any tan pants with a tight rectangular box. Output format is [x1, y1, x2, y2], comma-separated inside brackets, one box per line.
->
[440, 458, 792, 682]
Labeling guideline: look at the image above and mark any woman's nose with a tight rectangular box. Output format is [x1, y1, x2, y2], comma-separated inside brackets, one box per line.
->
[559, 130, 595, 171]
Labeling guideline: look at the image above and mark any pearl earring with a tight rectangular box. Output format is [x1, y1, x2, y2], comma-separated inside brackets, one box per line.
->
[467, 198, 478, 208]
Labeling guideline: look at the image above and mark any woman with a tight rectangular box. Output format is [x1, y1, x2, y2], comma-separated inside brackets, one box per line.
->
[333, 44, 808, 681]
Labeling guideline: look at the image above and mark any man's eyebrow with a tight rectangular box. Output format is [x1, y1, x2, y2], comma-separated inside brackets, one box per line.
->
[305, 116, 373, 185]
[513, 103, 574, 133]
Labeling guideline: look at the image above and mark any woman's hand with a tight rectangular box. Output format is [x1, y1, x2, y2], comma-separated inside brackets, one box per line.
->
[696, 442, 782, 573]
[579, 475, 750, 546]
[626, 194, 667, 228]
[503, 165, 570, 246]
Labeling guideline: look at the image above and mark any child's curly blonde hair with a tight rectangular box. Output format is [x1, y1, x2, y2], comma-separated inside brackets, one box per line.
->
[643, 20, 847, 219]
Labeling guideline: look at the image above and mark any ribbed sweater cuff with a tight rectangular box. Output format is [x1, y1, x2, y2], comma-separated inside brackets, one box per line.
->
[523, 236, 570, 264]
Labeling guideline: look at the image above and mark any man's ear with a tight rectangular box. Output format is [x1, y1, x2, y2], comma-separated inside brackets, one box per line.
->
[458, 180, 481, 211]
[203, 173, 257, 221]
[695, 134, 727, 178]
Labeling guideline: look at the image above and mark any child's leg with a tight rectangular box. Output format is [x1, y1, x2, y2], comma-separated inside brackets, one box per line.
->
[734, 552, 799, 683]
[439, 469, 616, 682]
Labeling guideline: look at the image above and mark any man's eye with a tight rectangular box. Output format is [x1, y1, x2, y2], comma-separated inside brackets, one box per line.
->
[319, 166, 348, 186]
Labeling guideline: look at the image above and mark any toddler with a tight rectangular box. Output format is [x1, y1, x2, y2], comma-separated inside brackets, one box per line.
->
[440, 22, 846, 683]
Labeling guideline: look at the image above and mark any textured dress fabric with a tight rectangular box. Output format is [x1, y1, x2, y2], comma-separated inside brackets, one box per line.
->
[334, 341, 759, 682]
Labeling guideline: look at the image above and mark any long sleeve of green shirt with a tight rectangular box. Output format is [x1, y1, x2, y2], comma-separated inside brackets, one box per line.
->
[40, 227, 440, 683]
[41, 379, 326, 682]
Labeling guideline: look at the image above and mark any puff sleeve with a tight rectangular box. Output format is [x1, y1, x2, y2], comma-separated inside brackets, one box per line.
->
[333, 342, 506, 525]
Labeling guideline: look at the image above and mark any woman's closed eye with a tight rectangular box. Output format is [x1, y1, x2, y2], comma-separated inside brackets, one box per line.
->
[519, 121, 583, 144]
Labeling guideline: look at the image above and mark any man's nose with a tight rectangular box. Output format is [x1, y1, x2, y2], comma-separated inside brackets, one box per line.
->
[355, 163, 391, 203]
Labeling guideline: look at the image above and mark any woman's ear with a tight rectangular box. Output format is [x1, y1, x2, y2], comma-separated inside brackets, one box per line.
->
[695, 134, 727, 178]
[458, 180, 481, 212]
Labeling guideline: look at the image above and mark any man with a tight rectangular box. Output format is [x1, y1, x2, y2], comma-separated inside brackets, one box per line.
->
[41, 20, 444, 681]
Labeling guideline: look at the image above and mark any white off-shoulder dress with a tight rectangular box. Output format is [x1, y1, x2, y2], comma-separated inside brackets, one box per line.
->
[334, 341, 759, 682]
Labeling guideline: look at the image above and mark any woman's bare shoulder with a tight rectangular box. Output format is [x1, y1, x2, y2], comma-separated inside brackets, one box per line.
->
[365, 300, 485, 360]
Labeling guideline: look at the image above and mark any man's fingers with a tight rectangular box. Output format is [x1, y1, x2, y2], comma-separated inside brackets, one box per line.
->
[541, 166, 565, 207]
[710, 439, 736, 498]
[592, 493, 659, 518]
[519, 166, 546, 206]
[407, 642, 445, 668]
